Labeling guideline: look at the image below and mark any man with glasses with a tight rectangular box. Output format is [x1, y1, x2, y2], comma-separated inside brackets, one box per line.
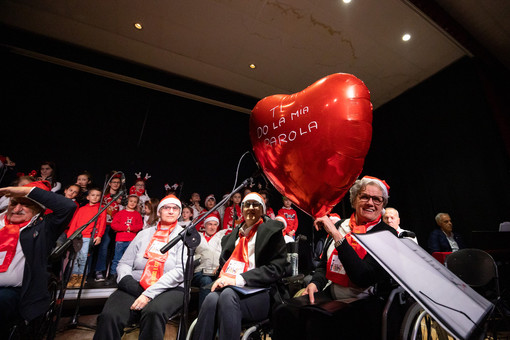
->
[0, 181, 76, 338]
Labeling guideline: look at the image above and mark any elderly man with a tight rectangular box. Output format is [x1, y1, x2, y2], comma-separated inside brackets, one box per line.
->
[427, 212, 466, 253]
[382, 207, 418, 243]
[0, 182, 76, 337]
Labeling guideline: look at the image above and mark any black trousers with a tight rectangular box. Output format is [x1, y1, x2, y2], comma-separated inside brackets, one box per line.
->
[93, 287, 184, 340]
[192, 287, 270, 340]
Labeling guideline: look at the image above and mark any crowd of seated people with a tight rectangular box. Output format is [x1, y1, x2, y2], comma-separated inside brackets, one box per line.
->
[2, 155, 481, 339]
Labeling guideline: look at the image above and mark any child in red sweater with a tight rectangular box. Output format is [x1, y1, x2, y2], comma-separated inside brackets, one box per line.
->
[66, 188, 107, 288]
[110, 195, 143, 276]
[278, 196, 299, 239]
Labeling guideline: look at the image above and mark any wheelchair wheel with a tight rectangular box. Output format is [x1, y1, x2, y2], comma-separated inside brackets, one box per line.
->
[400, 302, 451, 340]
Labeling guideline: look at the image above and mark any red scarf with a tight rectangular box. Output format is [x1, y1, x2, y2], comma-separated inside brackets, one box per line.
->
[139, 221, 177, 289]
[0, 216, 32, 272]
[220, 219, 262, 279]
[203, 231, 217, 243]
[326, 213, 381, 287]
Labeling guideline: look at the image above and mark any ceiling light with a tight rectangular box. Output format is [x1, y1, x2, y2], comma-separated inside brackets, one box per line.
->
[343, 0, 352, 3]
[249, 64, 256, 69]
[134, 22, 143, 30]
[402, 33, 411, 41]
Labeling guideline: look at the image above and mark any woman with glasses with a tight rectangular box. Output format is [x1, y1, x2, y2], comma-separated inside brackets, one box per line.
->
[273, 176, 399, 340]
[94, 195, 186, 340]
[193, 192, 287, 340]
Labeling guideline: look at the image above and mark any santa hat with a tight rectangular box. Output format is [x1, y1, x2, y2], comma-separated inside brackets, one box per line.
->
[275, 214, 287, 228]
[24, 180, 51, 192]
[204, 211, 220, 226]
[204, 194, 216, 203]
[157, 195, 182, 217]
[361, 176, 390, 197]
[328, 213, 341, 224]
[242, 192, 266, 213]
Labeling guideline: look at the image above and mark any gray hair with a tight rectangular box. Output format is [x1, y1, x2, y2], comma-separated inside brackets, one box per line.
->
[349, 178, 389, 208]
[435, 212, 448, 224]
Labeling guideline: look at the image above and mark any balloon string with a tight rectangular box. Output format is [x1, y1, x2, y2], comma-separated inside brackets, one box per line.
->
[231, 151, 250, 193]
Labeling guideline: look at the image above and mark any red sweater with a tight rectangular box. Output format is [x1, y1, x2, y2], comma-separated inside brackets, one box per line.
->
[278, 207, 298, 236]
[66, 203, 107, 238]
[110, 210, 143, 242]
[222, 205, 243, 231]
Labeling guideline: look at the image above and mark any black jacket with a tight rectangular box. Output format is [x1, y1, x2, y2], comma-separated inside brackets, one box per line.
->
[18, 188, 76, 321]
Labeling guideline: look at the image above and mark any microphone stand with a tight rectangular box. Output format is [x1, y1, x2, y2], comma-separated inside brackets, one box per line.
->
[160, 177, 253, 340]
[47, 189, 124, 338]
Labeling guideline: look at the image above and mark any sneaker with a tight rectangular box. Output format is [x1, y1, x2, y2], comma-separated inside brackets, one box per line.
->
[94, 271, 105, 282]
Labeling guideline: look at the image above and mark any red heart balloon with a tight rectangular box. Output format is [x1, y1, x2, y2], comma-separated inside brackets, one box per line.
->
[250, 73, 373, 218]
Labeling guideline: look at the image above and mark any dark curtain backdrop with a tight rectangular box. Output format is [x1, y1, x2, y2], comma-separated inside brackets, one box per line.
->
[2, 44, 509, 252]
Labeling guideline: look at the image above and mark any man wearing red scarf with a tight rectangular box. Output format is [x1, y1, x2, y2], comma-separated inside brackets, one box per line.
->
[193, 192, 287, 340]
[0, 182, 76, 338]
[273, 176, 399, 340]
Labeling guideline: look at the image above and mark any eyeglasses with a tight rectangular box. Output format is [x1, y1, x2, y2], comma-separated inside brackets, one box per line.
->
[358, 194, 384, 205]
[160, 205, 180, 212]
[243, 201, 262, 209]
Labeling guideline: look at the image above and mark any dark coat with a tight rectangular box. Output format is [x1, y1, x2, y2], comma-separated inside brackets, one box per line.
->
[220, 216, 287, 301]
[18, 188, 76, 321]
[427, 228, 466, 253]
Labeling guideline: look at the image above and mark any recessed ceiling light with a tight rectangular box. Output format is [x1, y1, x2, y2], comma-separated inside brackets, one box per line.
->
[402, 33, 411, 41]
[249, 64, 256, 69]
[343, 0, 352, 3]
[134, 22, 143, 30]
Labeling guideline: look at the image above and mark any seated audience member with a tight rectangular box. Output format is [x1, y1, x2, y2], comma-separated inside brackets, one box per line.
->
[259, 190, 275, 219]
[428, 212, 466, 253]
[383, 207, 418, 243]
[178, 205, 193, 228]
[278, 196, 299, 239]
[142, 198, 159, 230]
[195, 194, 217, 232]
[222, 192, 243, 233]
[192, 212, 227, 308]
[192, 193, 287, 340]
[38, 161, 62, 193]
[272, 176, 398, 340]
[66, 188, 107, 288]
[110, 195, 143, 280]
[0, 182, 76, 338]
[94, 195, 186, 340]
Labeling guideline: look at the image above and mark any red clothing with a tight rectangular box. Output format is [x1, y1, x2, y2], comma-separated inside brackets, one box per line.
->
[222, 205, 243, 231]
[66, 203, 107, 238]
[110, 209, 143, 242]
[103, 193, 121, 224]
[266, 207, 275, 219]
[278, 207, 298, 236]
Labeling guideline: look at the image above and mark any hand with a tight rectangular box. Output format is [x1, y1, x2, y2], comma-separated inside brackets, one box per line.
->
[211, 276, 236, 292]
[0, 186, 32, 198]
[314, 216, 342, 240]
[130, 294, 151, 310]
[288, 230, 296, 237]
[302, 283, 318, 304]
[93, 237, 102, 245]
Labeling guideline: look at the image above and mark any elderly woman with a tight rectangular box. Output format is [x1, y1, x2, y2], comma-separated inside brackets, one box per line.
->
[273, 176, 398, 340]
[94, 195, 186, 340]
[193, 192, 287, 340]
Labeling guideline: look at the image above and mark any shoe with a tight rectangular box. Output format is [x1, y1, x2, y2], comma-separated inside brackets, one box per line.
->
[73, 275, 84, 288]
[67, 274, 79, 289]
[105, 274, 117, 286]
[94, 271, 105, 282]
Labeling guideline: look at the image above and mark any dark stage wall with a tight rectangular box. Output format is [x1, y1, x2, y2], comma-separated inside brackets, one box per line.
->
[2, 40, 510, 251]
